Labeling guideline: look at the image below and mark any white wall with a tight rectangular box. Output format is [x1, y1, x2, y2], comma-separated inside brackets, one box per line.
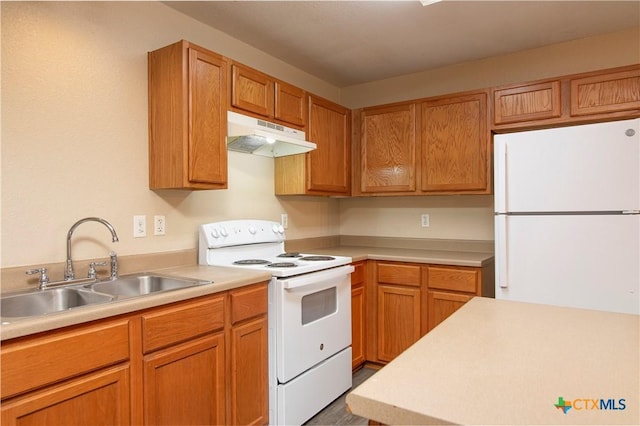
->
[2, 2, 639, 270]
[339, 195, 494, 240]
[1, 1, 340, 268]
[338, 27, 640, 241]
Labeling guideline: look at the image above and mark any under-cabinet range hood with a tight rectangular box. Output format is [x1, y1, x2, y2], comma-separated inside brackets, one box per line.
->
[227, 111, 316, 157]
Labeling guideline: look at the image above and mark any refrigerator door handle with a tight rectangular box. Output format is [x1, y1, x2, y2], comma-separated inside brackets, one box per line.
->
[494, 140, 507, 212]
[495, 215, 509, 288]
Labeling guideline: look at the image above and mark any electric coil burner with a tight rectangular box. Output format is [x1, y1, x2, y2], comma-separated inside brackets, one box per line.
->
[299, 255, 335, 261]
[266, 262, 297, 268]
[233, 259, 271, 265]
[277, 252, 302, 258]
[198, 220, 353, 425]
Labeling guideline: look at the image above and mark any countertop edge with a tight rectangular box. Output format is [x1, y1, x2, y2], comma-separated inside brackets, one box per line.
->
[0, 265, 272, 341]
[308, 245, 495, 267]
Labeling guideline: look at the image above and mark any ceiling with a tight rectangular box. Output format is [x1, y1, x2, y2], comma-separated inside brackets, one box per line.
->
[165, 1, 640, 87]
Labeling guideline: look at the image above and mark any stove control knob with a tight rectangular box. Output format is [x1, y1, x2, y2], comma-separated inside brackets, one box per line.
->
[249, 226, 257, 235]
[272, 224, 279, 234]
[220, 227, 229, 237]
[211, 229, 220, 238]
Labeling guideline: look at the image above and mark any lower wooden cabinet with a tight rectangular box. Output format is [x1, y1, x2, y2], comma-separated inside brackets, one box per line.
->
[427, 290, 473, 331]
[363, 260, 493, 365]
[144, 334, 225, 425]
[229, 316, 269, 426]
[0, 281, 269, 426]
[351, 262, 366, 370]
[1, 365, 130, 426]
[376, 284, 421, 362]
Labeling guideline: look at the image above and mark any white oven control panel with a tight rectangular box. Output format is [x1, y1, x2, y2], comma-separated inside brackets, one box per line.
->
[199, 220, 285, 249]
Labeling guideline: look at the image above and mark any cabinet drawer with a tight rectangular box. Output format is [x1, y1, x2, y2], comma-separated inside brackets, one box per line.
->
[427, 266, 479, 293]
[142, 295, 225, 353]
[1, 319, 130, 399]
[351, 262, 365, 285]
[377, 263, 420, 287]
[230, 283, 268, 325]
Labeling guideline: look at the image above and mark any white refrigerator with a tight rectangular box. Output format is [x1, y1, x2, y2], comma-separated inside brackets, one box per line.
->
[494, 118, 640, 315]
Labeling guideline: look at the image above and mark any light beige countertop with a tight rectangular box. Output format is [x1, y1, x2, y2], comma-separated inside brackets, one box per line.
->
[285, 235, 494, 268]
[346, 297, 640, 425]
[311, 245, 494, 267]
[0, 265, 271, 341]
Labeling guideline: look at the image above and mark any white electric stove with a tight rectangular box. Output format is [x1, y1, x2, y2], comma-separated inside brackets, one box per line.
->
[199, 220, 354, 425]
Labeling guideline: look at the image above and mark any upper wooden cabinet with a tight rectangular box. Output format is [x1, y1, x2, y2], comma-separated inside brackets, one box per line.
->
[231, 62, 307, 128]
[148, 40, 228, 190]
[353, 91, 490, 196]
[493, 80, 562, 125]
[275, 94, 351, 195]
[420, 92, 490, 193]
[570, 67, 640, 117]
[356, 103, 417, 194]
[492, 64, 640, 131]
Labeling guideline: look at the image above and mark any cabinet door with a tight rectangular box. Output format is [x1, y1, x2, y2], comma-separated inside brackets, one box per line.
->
[420, 92, 490, 193]
[188, 47, 228, 186]
[231, 63, 274, 118]
[360, 104, 416, 193]
[351, 262, 366, 369]
[230, 316, 269, 426]
[149, 41, 228, 190]
[144, 334, 225, 425]
[351, 284, 366, 369]
[275, 81, 306, 127]
[493, 80, 562, 125]
[1, 365, 130, 426]
[307, 95, 351, 194]
[377, 285, 421, 362]
[427, 291, 473, 331]
[570, 67, 640, 116]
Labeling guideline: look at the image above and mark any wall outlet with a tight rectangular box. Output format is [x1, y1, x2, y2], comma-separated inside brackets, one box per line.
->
[281, 213, 289, 229]
[133, 215, 146, 238]
[154, 215, 166, 236]
[421, 214, 430, 227]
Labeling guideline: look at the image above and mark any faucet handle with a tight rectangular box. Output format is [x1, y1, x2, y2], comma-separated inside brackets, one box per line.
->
[88, 262, 107, 279]
[26, 268, 50, 288]
[109, 251, 118, 279]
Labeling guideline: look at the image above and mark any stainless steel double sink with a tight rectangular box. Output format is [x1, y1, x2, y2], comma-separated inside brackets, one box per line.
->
[1, 273, 212, 321]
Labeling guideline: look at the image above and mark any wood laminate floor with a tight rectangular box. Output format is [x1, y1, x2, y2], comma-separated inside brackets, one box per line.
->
[304, 367, 377, 426]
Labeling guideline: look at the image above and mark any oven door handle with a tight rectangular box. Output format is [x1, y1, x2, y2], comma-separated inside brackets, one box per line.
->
[280, 265, 354, 290]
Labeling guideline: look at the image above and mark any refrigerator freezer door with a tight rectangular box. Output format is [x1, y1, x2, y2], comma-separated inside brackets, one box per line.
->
[494, 118, 640, 213]
[495, 214, 639, 314]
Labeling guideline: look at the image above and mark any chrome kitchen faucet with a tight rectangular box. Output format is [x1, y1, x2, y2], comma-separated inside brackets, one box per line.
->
[64, 217, 119, 280]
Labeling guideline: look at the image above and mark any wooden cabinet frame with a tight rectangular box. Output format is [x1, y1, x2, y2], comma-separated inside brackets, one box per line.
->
[1, 282, 270, 426]
[492, 64, 640, 131]
[363, 260, 493, 365]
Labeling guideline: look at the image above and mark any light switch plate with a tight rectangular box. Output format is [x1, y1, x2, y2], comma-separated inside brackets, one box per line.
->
[133, 215, 146, 238]
[421, 214, 430, 227]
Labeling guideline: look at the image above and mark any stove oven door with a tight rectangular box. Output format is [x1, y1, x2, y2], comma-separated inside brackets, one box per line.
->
[275, 265, 354, 383]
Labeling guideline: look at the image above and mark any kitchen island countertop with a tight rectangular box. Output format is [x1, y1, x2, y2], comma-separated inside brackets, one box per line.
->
[346, 297, 639, 425]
